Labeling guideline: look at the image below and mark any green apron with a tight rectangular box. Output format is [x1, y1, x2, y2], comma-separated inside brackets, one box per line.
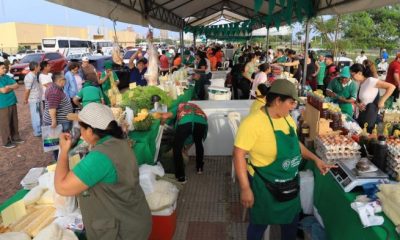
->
[335, 82, 353, 116]
[249, 109, 302, 225]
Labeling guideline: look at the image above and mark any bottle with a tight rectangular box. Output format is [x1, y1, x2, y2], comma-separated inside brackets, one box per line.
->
[301, 122, 310, 143]
[372, 135, 388, 172]
[320, 102, 329, 119]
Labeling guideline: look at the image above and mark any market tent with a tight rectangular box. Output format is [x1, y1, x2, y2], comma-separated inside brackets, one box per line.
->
[47, 0, 399, 32]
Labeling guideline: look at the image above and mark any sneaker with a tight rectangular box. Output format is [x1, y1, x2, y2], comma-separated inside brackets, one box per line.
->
[12, 139, 25, 144]
[177, 177, 187, 184]
[3, 142, 17, 149]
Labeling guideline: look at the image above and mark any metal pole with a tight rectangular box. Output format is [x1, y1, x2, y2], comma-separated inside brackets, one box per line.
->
[266, 26, 270, 51]
[180, 31, 184, 54]
[301, 19, 310, 96]
[193, 33, 196, 49]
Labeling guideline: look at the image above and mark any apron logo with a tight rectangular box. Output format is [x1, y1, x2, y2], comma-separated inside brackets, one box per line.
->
[282, 160, 291, 170]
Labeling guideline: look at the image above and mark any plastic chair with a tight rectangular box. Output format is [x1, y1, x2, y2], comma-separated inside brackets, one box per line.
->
[227, 111, 241, 183]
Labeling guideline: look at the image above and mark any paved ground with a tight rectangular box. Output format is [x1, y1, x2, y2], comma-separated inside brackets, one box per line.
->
[0, 86, 52, 204]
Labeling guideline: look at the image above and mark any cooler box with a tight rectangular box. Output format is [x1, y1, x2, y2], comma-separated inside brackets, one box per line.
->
[149, 209, 177, 240]
[208, 86, 231, 100]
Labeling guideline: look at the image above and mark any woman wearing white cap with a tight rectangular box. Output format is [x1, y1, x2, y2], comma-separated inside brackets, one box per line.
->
[55, 103, 151, 240]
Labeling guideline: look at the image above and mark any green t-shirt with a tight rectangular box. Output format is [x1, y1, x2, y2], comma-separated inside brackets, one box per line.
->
[317, 61, 326, 85]
[73, 136, 118, 187]
[327, 78, 357, 100]
[0, 74, 17, 109]
[76, 86, 104, 107]
[100, 71, 119, 93]
[276, 56, 287, 63]
[182, 55, 195, 66]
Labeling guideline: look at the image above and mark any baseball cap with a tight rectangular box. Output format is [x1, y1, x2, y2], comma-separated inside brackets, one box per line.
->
[340, 66, 351, 78]
[68, 103, 115, 130]
[269, 79, 303, 103]
[82, 56, 89, 62]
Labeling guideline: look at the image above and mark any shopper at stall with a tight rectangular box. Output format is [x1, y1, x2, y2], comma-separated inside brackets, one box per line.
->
[323, 55, 338, 91]
[81, 57, 99, 86]
[0, 62, 22, 149]
[193, 51, 211, 100]
[99, 61, 119, 105]
[385, 53, 400, 99]
[240, 53, 258, 99]
[362, 59, 379, 78]
[326, 66, 357, 117]
[43, 72, 73, 160]
[39, 61, 53, 106]
[172, 53, 182, 71]
[350, 63, 395, 133]
[182, 49, 195, 68]
[129, 58, 148, 86]
[174, 102, 208, 181]
[316, 54, 326, 91]
[233, 80, 336, 240]
[64, 62, 79, 107]
[159, 50, 170, 75]
[23, 61, 42, 137]
[55, 103, 152, 240]
[250, 63, 271, 99]
[73, 81, 104, 109]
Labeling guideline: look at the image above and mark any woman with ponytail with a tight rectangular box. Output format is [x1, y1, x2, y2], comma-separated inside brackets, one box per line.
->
[350, 63, 395, 133]
[55, 103, 151, 240]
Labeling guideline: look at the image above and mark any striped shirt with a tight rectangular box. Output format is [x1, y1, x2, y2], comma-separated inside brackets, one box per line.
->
[43, 83, 73, 124]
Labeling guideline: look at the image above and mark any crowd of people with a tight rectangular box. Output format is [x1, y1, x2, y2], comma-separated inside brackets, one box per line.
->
[1, 41, 400, 239]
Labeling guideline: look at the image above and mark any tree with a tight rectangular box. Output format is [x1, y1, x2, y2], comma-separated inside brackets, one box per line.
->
[342, 5, 400, 50]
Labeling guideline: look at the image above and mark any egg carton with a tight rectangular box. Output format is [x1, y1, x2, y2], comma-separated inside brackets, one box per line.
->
[315, 147, 361, 162]
[388, 153, 400, 163]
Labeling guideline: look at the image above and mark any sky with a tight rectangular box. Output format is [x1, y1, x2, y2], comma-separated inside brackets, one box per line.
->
[0, 0, 179, 38]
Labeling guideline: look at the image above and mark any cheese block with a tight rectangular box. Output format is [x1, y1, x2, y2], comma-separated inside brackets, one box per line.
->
[0, 232, 31, 240]
[23, 186, 46, 205]
[10, 206, 56, 237]
[36, 190, 54, 205]
[1, 200, 27, 226]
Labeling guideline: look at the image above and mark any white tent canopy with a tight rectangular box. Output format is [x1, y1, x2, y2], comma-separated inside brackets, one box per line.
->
[252, 26, 292, 37]
[47, 0, 399, 32]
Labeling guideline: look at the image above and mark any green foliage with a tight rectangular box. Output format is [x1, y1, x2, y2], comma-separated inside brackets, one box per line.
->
[121, 86, 173, 112]
[341, 4, 400, 50]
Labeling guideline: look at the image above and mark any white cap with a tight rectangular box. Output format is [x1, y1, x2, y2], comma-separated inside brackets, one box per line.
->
[82, 56, 89, 62]
[78, 103, 115, 130]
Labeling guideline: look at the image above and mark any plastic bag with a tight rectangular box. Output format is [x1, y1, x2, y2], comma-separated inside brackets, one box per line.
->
[299, 170, 314, 214]
[54, 194, 78, 217]
[42, 125, 62, 152]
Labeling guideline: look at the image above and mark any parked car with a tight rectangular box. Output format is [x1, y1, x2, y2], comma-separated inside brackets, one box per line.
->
[15, 49, 44, 60]
[0, 52, 18, 64]
[122, 49, 147, 66]
[10, 52, 67, 82]
[66, 52, 92, 61]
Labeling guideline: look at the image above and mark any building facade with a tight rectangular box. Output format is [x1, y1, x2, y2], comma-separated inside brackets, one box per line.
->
[0, 22, 137, 54]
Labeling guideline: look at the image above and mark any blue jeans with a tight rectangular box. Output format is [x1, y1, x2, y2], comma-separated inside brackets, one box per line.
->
[29, 102, 42, 136]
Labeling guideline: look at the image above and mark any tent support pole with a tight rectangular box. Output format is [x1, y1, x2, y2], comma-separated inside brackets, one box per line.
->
[301, 19, 310, 96]
[180, 30, 184, 54]
[193, 33, 196, 48]
[265, 26, 270, 51]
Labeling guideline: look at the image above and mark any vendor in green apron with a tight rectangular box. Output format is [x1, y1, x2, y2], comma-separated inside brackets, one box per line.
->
[233, 80, 336, 240]
[326, 66, 357, 117]
[55, 103, 151, 240]
[99, 61, 119, 106]
[182, 49, 195, 67]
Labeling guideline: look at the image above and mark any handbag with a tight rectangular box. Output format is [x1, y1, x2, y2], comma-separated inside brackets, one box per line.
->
[251, 164, 299, 202]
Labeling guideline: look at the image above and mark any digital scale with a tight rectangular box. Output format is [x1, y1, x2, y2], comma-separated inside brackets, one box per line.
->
[329, 158, 388, 192]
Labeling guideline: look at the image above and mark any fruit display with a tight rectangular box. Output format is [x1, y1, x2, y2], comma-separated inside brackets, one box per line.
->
[133, 109, 153, 131]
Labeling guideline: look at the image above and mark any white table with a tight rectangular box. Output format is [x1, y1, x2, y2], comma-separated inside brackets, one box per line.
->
[188, 100, 252, 156]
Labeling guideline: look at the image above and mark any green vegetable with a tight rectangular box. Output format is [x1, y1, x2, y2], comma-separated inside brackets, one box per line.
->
[122, 86, 173, 112]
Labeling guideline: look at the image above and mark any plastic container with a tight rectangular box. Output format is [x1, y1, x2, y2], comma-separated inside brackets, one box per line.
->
[149, 209, 177, 240]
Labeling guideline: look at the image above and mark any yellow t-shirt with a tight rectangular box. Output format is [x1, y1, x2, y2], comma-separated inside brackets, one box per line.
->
[250, 98, 266, 114]
[234, 109, 297, 176]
